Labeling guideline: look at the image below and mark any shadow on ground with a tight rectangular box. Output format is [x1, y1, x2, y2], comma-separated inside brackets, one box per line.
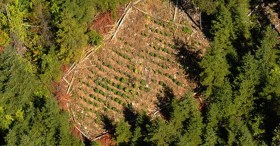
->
[101, 115, 115, 135]
[173, 38, 203, 93]
[156, 85, 175, 121]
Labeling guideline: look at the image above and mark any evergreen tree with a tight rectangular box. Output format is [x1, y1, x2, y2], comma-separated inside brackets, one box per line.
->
[0, 48, 82, 145]
[200, 5, 236, 96]
[272, 124, 280, 146]
[151, 93, 204, 145]
[6, 0, 28, 51]
[115, 119, 132, 145]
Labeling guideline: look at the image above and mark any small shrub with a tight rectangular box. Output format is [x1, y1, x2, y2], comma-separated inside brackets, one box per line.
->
[127, 65, 134, 70]
[124, 87, 130, 93]
[159, 81, 165, 86]
[140, 79, 147, 85]
[120, 77, 128, 83]
[163, 31, 169, 36]
[182, 27, 192, 34]
[139, 86, 144, 90]
[116, 91, 121, 96]
[130, 90, 135, 95]
[144, 87, 151, 92]
[133, 83, 139, 89]
[134, 68, 138, 74]
[115, 76, 121, 81]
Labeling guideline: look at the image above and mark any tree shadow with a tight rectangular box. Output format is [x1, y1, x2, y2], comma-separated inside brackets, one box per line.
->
[156, 85, 175, 121]
[100, 115, 115, 135]
[173, 38, 203, 93]
[0, 129, 7, 145]
[123, 103, 138, 125]
[258, 98, 280, 145]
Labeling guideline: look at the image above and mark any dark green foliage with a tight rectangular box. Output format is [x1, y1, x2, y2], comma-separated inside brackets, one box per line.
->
[152, 92, 203, 145]
[0, 30, 10, 47]
[115, 119, 132, 144]
[94, 0, 129, 12]
[87, 30, 103, 46]
[0, 48, 38, 120]
[272, 125, 280, 146]
[196, 0, 280, 144]
[0, 48, 82, 145]
[5, 98, 82, 146]
[199, 5, 233, 96]
[114, 92, 204, 145]
[140, 79, 147, 85]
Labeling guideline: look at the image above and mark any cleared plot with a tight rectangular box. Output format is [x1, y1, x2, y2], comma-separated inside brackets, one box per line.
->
[66, 0, 208, 138]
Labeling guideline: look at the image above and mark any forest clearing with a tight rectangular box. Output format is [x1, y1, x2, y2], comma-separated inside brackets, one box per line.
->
[64, 0, 208, 139]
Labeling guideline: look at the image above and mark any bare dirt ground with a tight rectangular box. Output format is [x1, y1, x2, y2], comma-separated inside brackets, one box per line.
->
[64, 0, 209, 140]
[91, 7, 125, 35]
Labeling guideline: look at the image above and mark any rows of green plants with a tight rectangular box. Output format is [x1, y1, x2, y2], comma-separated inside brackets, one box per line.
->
[76, 60, 152, 114]
[73, 17, 188, 126]
[113, 49, 133, 61]
[92, 56, 153, 94]
[116, 36, 185, 88]
[88, 56, 145, 95]
[149, 44, 173, 54]
[148, 26, 172, 37]
[78, 79, 119, 112]
[151, 18, 175, 30]
[94, 77, 131, 100]
[80, 95, 100, 108]
[153, 36, 175, 49]
[82, 83, 123, 114]
[74, 102, 99, 125]
[113, 42, 173, 71]
[156, 69, 183, 86]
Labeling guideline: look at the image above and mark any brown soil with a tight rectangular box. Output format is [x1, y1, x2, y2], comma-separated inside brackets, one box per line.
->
[54, 65, 84, 140]
[91, 7, 125, 35]
[54, 65, 70, 111]
[97, 134, 115, 146]
[71, 125, 84, 141]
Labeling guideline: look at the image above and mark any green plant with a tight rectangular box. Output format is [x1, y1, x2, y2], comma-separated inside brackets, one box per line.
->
[140, 79, 147, 85]
[124, 87, 130, 93]
[133, 83, 139, 89]
[139, 86, 144, 91]
[120, 77, 128, 83]
[87, 30, 103, 46]
[182, 27, 192, 34]
[159, 81, 165, 86]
